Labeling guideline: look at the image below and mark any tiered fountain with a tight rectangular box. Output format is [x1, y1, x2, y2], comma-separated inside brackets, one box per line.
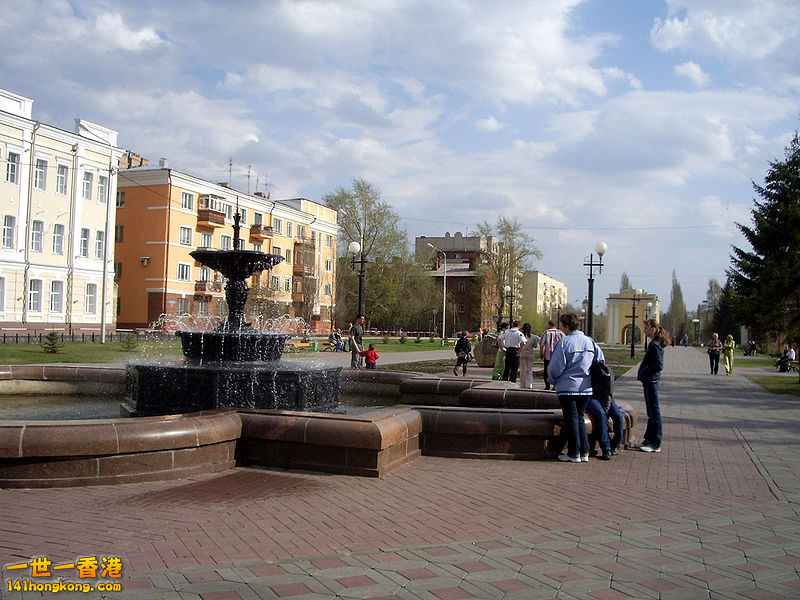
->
[123, 212, 341, 416]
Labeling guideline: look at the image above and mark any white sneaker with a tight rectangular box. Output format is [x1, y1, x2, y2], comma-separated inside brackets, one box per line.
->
[580, 454, 589, 462]
[638, 444, 661, 453]
[557, 454, 580, 463]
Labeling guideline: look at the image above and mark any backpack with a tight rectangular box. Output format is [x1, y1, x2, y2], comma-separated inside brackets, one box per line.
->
[589, 341, 613, 412]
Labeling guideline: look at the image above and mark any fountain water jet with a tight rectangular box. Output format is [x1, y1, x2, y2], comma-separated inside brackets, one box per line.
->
[124, 212, 341, 416]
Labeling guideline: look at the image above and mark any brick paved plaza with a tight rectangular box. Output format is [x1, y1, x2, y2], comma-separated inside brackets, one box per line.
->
[2, 347, 799, 599]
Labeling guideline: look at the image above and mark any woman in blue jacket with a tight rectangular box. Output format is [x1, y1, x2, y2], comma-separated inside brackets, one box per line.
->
[636, 319, 672, 452]
[547, 312, 604, 463]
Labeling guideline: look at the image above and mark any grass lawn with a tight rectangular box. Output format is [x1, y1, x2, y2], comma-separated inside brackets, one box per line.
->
[736, 356, 782, 368]
[743, 374, 800, 396]
[0, 339, 183, 364]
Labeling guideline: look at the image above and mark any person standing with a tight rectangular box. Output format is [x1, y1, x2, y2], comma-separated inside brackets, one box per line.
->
[349, 314, 365, 369]
[547, 313, 599, 463]
[502, 320, 526, 382]
[358, 343, 380, 369]
[518, 323, 539, 389]
[540, 321, 565, 390]
[722, 334, 736, 375]
[491, 322, 509, 380]
[636, 319, 672, 453]
[453, 331, 472, 376]
[707, 332, 722, 375]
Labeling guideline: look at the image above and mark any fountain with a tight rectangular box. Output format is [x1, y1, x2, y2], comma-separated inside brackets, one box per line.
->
[123, 212, 342, 416]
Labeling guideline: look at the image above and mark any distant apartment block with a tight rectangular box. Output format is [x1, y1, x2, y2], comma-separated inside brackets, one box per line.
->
[520, 271, 568, 322]
[0, 88, 122, 334]
[115, 166, 338, 331]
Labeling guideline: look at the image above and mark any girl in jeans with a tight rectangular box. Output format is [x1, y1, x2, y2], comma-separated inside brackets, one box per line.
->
[636, 319, 672, 453]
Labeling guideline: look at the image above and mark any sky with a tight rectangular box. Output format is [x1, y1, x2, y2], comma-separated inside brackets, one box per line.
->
[3, 0, 799, 315]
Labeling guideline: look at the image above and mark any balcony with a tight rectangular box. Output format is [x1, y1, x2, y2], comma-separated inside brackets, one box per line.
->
[197, 208, 225, 228]
[293, 262, 315, 276]
[250, 224, 274, 240]
[292, 291, 304, 303]
[195, 280, 222, 295]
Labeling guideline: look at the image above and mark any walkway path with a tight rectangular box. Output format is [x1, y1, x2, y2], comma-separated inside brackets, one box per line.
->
[2, 347, 800, 599]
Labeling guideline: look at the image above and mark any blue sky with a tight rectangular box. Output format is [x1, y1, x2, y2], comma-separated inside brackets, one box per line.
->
[3, 0, 799, 314]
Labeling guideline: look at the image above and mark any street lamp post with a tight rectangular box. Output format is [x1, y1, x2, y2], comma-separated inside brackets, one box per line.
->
[583, 242, 607, 339]
[427, 243, 447, 339]
[692, 318, 700, 344]
[348, 241, 367, 317]
[504, 285, 513, 324]
[644, 301, 653, 351]
[580, 308, 586, 330]
[629, 288, 643, 359]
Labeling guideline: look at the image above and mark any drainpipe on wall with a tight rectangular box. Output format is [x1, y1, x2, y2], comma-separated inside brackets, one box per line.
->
[163, 173, 172, 318]
[22, 121, 40, 324]
[65, 144, 78, 334]
[99, 158, 115, 343]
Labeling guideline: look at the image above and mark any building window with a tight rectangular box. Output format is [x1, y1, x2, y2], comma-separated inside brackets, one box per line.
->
[272, 245, 282, 258]
[458, 282, 466, 293]
[79, 229, 90, 257]
[2, 215, 15, 248]
[28, 279, 42, 312]
[252, 242, 262, 252]
[6, 152, 20, 184]
[200, 232, 212, 248]
[30, 220, 44, 252]
[253, 212, 262, 226]
[220, 235, 232, 250]
[270, 275, 280, 290]
[56, 164, 68, 195]
[98, 175, 108, 203]
[176, 298, 189, 314]
[325, 234, 333, 249]
[284, 276, 291, 292]
[95, 230, 104, 259]
[286, 222, 293, 238]
[82, 172, 93, 201]
[272, 218, 282, 235]
[180, 191, 194, 210]
[197, 301, 209, 316]
[324, 282, 332, 297]
[239, 208, 246, 224]
[199, 266, 210, 281]
[177, 263, 191, 281]
[114, 225, 123, 242]
[50, 281, 64, 313]
[114, 262, 122, 280]
[85, 283, 97, 314]
[34, 159, 47, 190]
[284, 249, 292, 264]
[179, 226, 192, 246]
[223, 203, 233, 220]
[325, 258, 332, 272]
[116, 190, 125, 207]
[297, 225, 305, 239]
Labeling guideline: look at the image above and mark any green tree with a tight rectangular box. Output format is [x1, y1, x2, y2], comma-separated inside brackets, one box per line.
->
[729, 132, 800, 346]
[706, 278, 722, 308]
[471, 216, 542, 329]
[40, 331, 63, 354]
[619, 272, 631, 292]
[662, 271, 687, 341]
[713, 282, 739, 343]
[323, 179, 408, 324]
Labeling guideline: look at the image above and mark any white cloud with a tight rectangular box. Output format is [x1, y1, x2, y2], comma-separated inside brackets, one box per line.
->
[93, 13, 163, 52]
[674, 61, 710, 87]
[475, 116, 504, 133]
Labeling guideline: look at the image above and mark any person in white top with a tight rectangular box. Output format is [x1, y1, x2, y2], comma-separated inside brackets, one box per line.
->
[789, 346, 797, 361]
[518, 323, 540, 389]
[502, 320, 527, 382]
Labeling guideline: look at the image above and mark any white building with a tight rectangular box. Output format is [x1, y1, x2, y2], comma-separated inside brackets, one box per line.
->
[0, 88, 122, 334]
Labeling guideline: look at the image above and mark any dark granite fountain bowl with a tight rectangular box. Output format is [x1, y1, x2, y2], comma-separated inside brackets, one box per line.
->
[178, 330, 291, 362]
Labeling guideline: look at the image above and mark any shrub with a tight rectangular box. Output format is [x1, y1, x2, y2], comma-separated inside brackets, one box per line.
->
[40, 332, 64, 354]
[415, 336, 422, 343]
[120, 333, 139, 352]
[399, 335, 407, 344]
[382, 336, 390, 344]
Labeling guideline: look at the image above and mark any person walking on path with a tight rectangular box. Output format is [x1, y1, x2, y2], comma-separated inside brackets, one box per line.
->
[636, 318, 672, 453]
[723, 334, 736, 375]
[707, 332, 722, 375]
[491, 322, 509, 380]
[453, 331, 472, 376]
[518, 323, 539, 389]
[349, 314, 365, 369]
[502, 320, 526, 382]
[540, 321, 565, 390]
[547, 313, 600, 463]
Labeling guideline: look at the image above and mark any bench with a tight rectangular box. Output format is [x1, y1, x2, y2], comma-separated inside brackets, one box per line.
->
[789, 361, 799, 373]
[321, 342, 342, 352]
[285, 342, 312, 354]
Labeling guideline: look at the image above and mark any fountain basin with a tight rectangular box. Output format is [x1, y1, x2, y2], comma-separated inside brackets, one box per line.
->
[178, 330, 291, 362]
[125, 358, 342, 416]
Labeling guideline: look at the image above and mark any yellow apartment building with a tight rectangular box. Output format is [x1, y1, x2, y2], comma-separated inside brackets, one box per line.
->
[520, 271, 568, 322]
[0, 88, 122, 334]
[115, 167, 338, 331]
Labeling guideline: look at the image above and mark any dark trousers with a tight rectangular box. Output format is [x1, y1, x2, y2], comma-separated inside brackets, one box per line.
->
[709, 352, 720, 374]
[642, 378, 662, 447]
[558, 394, 591, 458]
[502, 347, 520, 382]
[543, 358, 551, 389]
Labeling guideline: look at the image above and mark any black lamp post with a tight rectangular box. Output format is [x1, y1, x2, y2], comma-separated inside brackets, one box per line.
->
[629, 288, 642, 358]
[644, 301, 653, 351]
[504, 285, 513, 324]
[583, 242, 607, 339]
[348, 241, 367, 316]
[692, 318, 700, 344]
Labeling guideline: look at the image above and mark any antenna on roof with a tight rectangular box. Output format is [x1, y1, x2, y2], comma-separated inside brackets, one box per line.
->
[246, 164, 252, 194]
[228, 157, 232, 187]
